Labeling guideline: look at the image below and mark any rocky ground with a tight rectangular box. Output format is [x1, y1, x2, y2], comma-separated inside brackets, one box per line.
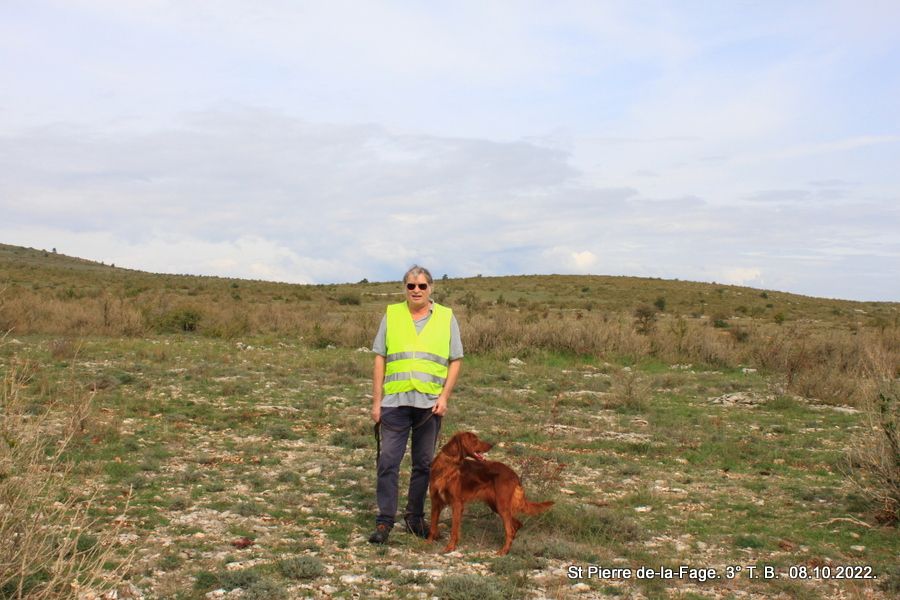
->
[5, 337, 896, 600]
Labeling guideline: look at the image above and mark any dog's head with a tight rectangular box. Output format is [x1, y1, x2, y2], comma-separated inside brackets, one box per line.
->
[442, 431, 493, 462]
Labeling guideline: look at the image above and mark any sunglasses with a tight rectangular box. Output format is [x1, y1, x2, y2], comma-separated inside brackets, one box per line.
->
[406, 283, 429, 291]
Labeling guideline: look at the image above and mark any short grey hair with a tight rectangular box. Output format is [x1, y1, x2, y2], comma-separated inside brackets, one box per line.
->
[403, 265, 433, 284]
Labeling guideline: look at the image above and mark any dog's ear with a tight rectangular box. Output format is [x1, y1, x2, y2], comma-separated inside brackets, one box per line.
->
[449, 434, 465, 460]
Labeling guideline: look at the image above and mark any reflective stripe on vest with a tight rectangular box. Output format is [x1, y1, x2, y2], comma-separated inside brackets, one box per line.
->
[385, 351, 450, 367]
[383, 301, 452, 396]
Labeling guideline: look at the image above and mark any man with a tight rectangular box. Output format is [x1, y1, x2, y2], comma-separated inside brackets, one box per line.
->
[369, 265, 463, 544]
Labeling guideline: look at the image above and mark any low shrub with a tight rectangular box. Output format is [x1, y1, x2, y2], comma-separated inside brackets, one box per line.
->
[278, 555, 324, 580]
[435, 574, 518, 600]
[336, 293, 361, 306]
[607, 370, 650, 413]
[844, 382, 900, 524]
[633, 304, 657, 335]
[242, 576, 287, 600]
[151, 308, 202, 333]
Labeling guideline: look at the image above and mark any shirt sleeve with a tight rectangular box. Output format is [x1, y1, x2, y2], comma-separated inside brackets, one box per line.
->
[449, 315, 464, 360]
[372, 314, 387, 356]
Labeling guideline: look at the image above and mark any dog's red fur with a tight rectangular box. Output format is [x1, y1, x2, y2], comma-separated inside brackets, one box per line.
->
[427, 431, 554, 555]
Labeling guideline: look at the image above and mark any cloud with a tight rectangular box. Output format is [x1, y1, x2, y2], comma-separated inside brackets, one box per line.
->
[0, 110, 577, 238]
[745, 190, 812, 203]
[0, 110, 583, 281]
[808, 179, 858, 188]
[571, 250, 599, 270]
[759, 135, 900, 162]
[2, 3, 899, 300]
[721, 267, 763, 286]
[3, 106, 897, 300]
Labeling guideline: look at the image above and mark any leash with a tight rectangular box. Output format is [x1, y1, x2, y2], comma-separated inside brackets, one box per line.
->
[374, 410, 441, 464]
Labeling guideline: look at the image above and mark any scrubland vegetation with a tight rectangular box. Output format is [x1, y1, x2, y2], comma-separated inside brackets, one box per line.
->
[2, 243, 896, 408]
[1, 243, 897, 599]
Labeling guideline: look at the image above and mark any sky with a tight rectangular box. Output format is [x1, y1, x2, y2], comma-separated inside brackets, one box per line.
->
[1, 1, 898, 301]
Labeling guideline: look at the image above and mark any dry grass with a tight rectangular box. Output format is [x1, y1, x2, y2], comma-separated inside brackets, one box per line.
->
[0, 342, 131, 599]
[1, 243, 897, 408]
[2, 287, 896, 407]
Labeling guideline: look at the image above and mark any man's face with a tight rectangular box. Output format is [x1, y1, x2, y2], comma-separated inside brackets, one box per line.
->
[405, 274, 432, 309]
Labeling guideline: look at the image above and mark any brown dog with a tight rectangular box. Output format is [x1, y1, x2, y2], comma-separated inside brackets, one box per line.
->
[427, 431, 554, 555]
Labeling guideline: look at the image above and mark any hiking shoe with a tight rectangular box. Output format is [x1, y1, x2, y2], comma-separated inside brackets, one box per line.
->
[368, 524, 391, 544]
[403, 515, 431, 539]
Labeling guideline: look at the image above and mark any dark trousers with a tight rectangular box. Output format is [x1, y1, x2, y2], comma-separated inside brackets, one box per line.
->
[375, 406, 442, 527]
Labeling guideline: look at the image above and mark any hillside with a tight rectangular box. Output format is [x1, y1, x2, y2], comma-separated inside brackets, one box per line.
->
[2, 242, 895, 332]
[1, 243, 898, 599]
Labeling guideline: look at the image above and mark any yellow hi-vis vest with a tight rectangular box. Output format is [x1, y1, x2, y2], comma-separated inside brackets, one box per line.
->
[383, 301, 452, 396]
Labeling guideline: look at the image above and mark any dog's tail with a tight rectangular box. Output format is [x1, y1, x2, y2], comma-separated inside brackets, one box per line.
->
[513, 487, 555, 515]
[521, 499, 554, 515]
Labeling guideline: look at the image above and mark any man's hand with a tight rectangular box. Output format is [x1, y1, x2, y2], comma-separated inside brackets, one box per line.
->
[432, 395, 448, 416]
[371, 403, 381, 423]
[434, 359, 460, 417]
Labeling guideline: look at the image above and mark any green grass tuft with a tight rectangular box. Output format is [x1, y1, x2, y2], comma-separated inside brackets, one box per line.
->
[277, 555, 324, 580]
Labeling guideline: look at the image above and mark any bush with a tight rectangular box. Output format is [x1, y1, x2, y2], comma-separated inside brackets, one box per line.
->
[490, 554, 542, 575]
[217, 567, 261, 590]
[193, 571, 219, 591]
[513, 455, 565, 499]
[278, 555, 324, 580]
[336, 293, 361, 306]
[329, 429, 370, 449]
[729, 326, 750, 343]
[435, 574, 517, 600]
[48, 338, 77, 360]
[541, 502, 640, 545]
[633, 304, 657, 335]
[607, 370, 650, 413]
[232, 501, 263, 517]
[277, 470, 300, 484]
[844, 383, 900, 524]
[459, 291, 480, 311]
[152, 308, 202, 333]
[242, 577, 287, 600]
[309, 322, 338, 349]
[879, 564, 900, 594]
[267, 424, 299, 440]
